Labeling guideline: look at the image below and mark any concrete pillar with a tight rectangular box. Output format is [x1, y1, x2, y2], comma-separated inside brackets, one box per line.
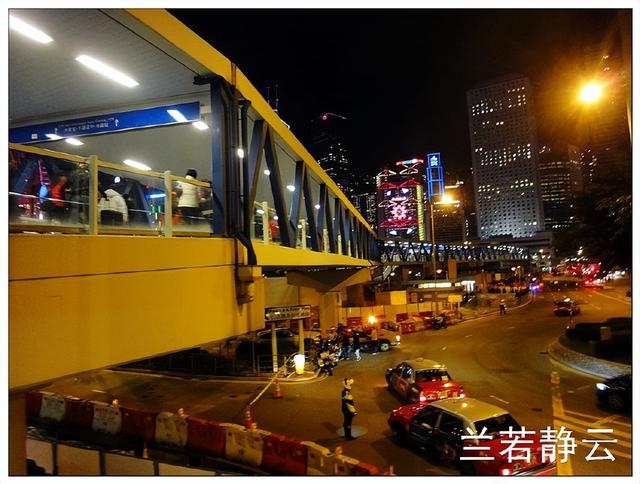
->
[9, 390, 26, 475]
[318, 292, 340, 330]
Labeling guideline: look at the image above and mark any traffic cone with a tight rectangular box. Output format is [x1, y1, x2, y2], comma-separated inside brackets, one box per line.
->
[334, 445, 343, 455]
[243, 405, 253, 429]
[142, 443, 149, 459]
[384, 465, 395, 476]
[273, 380, 283, 399]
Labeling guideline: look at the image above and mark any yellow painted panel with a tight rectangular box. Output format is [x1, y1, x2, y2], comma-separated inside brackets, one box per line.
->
[9, 143, 87, 164]
[9, 234, 242, 281]
[9, 262, 264, 390]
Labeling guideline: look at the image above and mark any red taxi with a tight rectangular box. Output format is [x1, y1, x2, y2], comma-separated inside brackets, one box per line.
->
[385, 358, 464, 403]
[388, 397, 556, 476]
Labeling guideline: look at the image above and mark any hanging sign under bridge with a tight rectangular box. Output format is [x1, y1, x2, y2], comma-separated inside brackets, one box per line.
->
[9, 101, 201, 144]
[265, 305, 311, 321]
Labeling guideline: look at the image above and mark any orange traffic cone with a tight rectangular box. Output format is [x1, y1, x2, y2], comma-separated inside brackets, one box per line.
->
[244, 405, 253, 429]
[273, 380, 283, 399]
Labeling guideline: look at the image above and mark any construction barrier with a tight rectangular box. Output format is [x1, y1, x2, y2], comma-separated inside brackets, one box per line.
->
[261, 432, 307, 475]
[56, 444, 101, 475]
[334, 454, 361, 475]
[158, 463, 217, 476]
[120, 407, 157, 442]
[302, 441, 336, 476]
[26, 391, 43, 419]
[155, 411, 188, 447]
[64, 397, 94, 429]
[103, 452, 155, 476]
[91, 401, 122, 435]
[349, 461, 379, 476]
[26, 438, 54, 475]
[40, 392, 66, 422]
[222, 423, 266, 468]
[186, 416, 225, 457]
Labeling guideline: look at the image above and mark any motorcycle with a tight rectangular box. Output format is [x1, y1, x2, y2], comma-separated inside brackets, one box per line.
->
[430, 316, 447, 330]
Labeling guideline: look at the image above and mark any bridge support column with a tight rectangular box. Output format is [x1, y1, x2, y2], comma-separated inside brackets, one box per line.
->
[318, 291, 341, 331]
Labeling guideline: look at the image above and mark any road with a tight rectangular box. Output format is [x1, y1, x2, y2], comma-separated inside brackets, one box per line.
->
[43, 287, 631, 476]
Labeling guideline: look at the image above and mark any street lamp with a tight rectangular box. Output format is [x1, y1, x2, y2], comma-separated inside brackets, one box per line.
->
[579, 82, 603, 104]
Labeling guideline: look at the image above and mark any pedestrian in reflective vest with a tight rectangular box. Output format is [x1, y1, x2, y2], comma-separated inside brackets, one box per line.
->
[341, 378, 357, 440]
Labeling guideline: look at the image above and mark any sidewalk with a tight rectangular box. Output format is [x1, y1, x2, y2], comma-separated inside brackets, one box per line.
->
[547, 338, 631, 379]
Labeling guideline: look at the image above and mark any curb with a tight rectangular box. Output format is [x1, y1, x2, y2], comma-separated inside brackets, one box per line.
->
[547, 339, 631, 379]
[456, 295, 533, 323]
[112, 367, 322, 384]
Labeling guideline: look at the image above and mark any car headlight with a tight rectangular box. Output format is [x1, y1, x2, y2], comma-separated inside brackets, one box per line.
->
[596, 383, 609, 391]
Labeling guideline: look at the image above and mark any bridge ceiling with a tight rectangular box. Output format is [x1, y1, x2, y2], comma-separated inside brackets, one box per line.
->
[9, 9, 209, 125]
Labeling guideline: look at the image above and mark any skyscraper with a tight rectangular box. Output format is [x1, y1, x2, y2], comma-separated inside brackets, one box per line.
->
[582, 39, 631, 184]
[538, 145, 583, 231]
[309, 112, 357, 198]
[466, 74, 545, 239]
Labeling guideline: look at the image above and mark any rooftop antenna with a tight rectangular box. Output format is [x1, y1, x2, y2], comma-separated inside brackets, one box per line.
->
[267, 85, 271, 108]
[274, 84, 279, 113]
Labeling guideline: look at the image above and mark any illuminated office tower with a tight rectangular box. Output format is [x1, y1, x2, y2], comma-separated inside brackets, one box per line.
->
[538, 145, 583, 231]
[466, 74, 544, 239]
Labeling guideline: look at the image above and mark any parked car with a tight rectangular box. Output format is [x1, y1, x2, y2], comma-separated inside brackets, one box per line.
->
[388, 397, 556, 476]
[386, 358, 464, 403]
[596, 373, 631, 411]
[553, 299, 580, 316]
[580, 279, 604, 289]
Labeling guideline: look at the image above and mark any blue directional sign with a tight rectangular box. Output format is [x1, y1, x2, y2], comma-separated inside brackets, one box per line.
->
[9, 101, 201, 144]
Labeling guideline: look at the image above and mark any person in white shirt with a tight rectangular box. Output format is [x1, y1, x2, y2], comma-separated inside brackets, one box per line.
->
[98, 186, 129, 225]
[176, 168, 200, 224]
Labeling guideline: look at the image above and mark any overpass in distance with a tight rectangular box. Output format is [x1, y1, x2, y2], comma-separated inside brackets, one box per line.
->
[7, 8, 531, 473]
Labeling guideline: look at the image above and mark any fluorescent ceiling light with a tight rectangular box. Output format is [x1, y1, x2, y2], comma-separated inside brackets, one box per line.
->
[123, 159, 151, 171]
[167, 109, 188, 123]
[149, 193, 166, 199]
[192, 121, 208, 130]
[10, 15, 53, 44]
[65, 138, 84, 146]
[76, 55, 139, 88]
[237, 148, 245, 158]
[286, 185, 295, 192]
[314, 204, 321, 210]
[45, 134, 62, 140]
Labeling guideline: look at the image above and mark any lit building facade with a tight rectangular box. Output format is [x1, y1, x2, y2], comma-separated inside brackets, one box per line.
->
[310, 112, 357, 197]
[466, 74, 544, 239]
[376, 158, 426, 240]
[432, 181, 466, 243]
[538, 145, 583, 231]
[582, 40, 631, 183]
[351, 175, 378, 228]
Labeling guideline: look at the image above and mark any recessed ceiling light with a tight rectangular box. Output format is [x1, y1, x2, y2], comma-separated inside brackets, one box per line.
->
[192, 121, 208, 130]
[314, 204, 321, 210]
[65, 138, 84, 146]
[123, 159, 151, 171]
[10, 15, 53, 44]
[237, 148, 245, 158]
[45, 133, 62, 140]
[263, 169, 271, 176]
[167, 109, 187, 123]
[76, 55, 139, 88]
[286, 185, 295, 192]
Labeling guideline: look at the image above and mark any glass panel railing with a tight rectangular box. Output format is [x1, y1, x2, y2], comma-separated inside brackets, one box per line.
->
[9, 146, 88, 233]
[171, 175, 213, 236]
[97, 165, 164, 234]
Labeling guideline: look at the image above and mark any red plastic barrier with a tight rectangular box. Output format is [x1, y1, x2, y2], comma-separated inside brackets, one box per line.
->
[350, 462, 379, 475]
[186, 417, 225, 457]
[262, 433, 307, 475]
[25, 391, 43, 419]
[120, 407, 157, 442]
[64, 397, 94, 429]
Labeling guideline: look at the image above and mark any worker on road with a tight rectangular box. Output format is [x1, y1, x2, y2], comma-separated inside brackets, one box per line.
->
[341, 378, 357, 440]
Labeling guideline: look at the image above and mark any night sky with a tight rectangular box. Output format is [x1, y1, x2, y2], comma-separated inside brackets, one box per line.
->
[171, 9, 621, 179]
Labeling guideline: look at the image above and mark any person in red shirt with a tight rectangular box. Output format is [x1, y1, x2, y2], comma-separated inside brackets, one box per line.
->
[48, 174, 70, 222]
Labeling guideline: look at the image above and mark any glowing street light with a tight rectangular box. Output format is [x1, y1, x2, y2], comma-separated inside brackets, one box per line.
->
[579, 82, 602, 104]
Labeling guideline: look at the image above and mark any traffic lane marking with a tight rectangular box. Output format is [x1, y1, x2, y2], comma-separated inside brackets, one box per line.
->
[554, 414, 632, 440]
[573, 439, 632, 460]
[489, 395, 509, 404]
[590, 290, 632, 306]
